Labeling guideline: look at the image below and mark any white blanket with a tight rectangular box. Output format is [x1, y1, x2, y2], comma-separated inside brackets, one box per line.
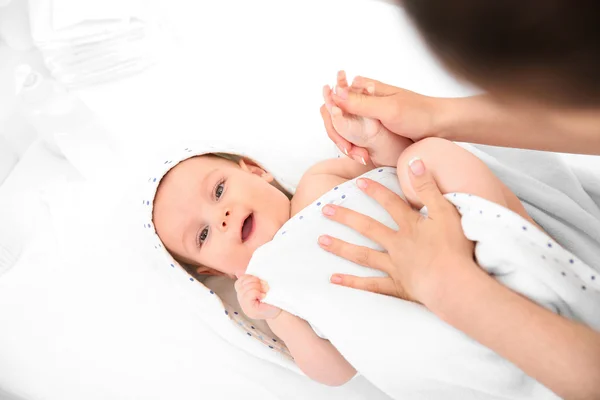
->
[246, 167, 600, 400]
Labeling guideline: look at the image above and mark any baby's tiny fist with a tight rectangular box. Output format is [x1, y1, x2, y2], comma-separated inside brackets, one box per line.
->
[260, 280, 270, 293]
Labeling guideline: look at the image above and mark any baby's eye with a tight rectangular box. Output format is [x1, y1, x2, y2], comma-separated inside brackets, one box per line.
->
[215, 181, 224, 200]
[198, 227, 209, 246]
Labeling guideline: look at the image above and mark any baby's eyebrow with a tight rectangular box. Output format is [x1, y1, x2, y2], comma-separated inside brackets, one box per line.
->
[201, 168, 218, 194]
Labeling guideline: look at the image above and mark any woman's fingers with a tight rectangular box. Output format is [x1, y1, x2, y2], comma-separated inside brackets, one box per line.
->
[337, 70, 350, 90]
[320, 101, 351, 156]
[322, 84, 334, 113]
[351, 75, 400, 96]
[347, 146, 372, 166]
[354, 178, 416, 226]
[332, 87, 392, 121]
[408, 158, 455, 216]
[330, 274, 401, 298]
[318, 233, 393, 273]
[321, 203, 398, 250]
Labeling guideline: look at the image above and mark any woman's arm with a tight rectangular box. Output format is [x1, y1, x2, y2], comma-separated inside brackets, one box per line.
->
[327, 76, 600, 155]
[428, 261, 600, 400]
[267, 311, 356, 386]
[435, 94, 600, 155]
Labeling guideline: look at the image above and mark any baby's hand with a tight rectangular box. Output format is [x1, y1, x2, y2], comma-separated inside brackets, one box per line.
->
[235, 275, 282, 320]
[324, 71, 385, 151]
[323, 71, 413, 167]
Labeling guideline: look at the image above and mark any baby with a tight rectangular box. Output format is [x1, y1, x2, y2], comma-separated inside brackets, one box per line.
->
[151, 71, 538, 386]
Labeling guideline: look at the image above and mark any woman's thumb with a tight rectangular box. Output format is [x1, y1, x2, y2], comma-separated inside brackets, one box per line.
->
[332, 87, 387, 120]
[408, 158, 446, 214]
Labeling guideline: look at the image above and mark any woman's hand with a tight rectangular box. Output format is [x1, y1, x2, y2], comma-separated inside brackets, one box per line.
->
[235, 275, 282, 320]
[320, 75, 439, 163]
[321, 71, 414, 167]
[318, 159, 476, 305]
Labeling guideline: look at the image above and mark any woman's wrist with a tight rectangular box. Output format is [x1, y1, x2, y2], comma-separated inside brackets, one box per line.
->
[428, 96, 468, 142]
[418, 257, 489, 314]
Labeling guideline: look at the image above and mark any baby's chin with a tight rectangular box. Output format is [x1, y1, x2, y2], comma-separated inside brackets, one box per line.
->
[239, 224, 281, 271]
[257, 216, 287, 243]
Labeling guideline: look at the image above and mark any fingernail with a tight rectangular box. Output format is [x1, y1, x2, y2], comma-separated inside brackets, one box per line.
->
[337, 87, 348, 99]
[322, 205, 335, 216]
[352, 155, 363, 164]
[318, 235, 332, 246]
[338, 144, 349, 156]
[343, 147, 349, 156]
[357, 178, 368, 189]
[409, 157, 425, 176]
[330, 275, 342, 284]
[361, 156, 366, 165]
[366, 84, 375, 94]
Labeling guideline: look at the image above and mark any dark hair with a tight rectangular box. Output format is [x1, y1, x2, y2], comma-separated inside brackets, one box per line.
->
[400, 0, 600, 106]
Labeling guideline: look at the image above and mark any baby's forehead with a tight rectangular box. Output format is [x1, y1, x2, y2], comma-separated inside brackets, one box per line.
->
[162, 155, 232, 183]
[154, 155, 233, 203]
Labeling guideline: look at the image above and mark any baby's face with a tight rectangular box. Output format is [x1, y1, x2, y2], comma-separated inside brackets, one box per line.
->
[153, 155, 291, 278]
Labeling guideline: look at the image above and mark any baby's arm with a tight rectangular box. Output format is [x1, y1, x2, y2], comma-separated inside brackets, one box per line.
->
[236, 275, 356, 386]
[267, 312, 357, 386]
[292, 157, 372, 214]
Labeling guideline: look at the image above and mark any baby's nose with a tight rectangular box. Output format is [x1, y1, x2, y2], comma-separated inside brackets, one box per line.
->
[218, 209, 231, 232]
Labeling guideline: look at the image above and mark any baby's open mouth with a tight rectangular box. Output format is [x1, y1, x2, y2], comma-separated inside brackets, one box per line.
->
[241, 213, 254, 242]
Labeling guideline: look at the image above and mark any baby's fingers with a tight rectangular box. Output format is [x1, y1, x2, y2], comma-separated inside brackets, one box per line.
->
[242, 287, 265, 304]
[235, 274, 254, 292]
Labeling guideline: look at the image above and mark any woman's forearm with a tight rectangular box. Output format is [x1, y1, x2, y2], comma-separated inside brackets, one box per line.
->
[434, 94, 600, 155]
[426, 263, 600, 400]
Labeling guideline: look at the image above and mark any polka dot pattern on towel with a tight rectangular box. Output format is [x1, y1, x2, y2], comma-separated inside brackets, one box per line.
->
[445, 192, 600, 327]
